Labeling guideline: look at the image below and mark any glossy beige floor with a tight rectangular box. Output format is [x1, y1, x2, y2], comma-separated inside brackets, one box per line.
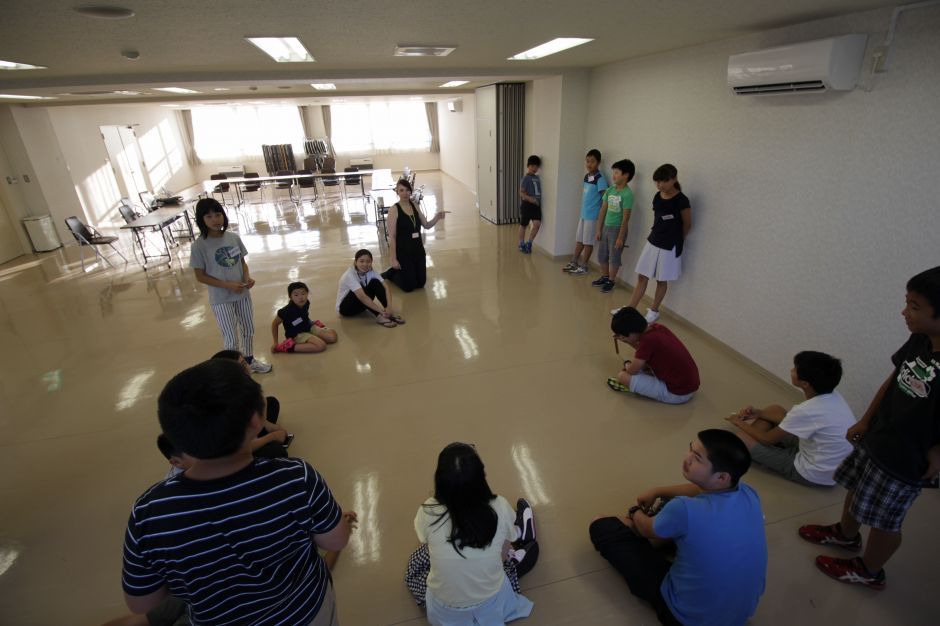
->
[0, 173, 936, 625]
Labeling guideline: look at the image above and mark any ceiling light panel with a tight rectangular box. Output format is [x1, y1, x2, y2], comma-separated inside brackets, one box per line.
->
[509, 37, 594, 60]
[246, 37, 315, 63]
[154, 87, 199, 94]
[394, 45, 456, 57]
[440, 81, 468, 88]
[311, 83, 336, 90]
[0, 59, 46, 71]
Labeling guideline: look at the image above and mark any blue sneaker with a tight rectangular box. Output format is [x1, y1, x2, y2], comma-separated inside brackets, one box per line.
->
[591, 276, 609, 287]
[524, 241, 533, 254]
[518, 242, 526, 252]
[601, 280, 615, 293]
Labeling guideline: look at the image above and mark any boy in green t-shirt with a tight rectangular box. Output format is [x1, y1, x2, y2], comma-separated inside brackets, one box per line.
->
[592, 159, 636, 293]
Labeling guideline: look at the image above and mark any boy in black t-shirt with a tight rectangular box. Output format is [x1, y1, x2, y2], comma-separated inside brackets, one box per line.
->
[799, 266, 940, 589]
[271, 281, 338, 353]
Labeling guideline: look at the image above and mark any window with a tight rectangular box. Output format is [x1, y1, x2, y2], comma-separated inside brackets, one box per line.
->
[331, 102, 431, 155]
[139, 119, 184, 190]
[191, 105, 304, 162]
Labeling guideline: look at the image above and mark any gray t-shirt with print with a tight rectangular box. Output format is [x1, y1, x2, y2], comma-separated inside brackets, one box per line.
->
[189, 231, 249, 306]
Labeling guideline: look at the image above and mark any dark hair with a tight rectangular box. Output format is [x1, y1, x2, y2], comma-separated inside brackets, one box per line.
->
[211, 349, 242, 361]
[354, 249, 373, 262]
[194, 198, 229, 238]
[698, 429, 751, 486]
[158, 360, 264, 460]
[156, 433, 179, 460]
[396, 178, 413, 193]
[653, 163, 681, 192]
[793, 351, 843, 394]
[287, 281, 308, 296]
[907, 266, 940, 319]
[426, 443, 498, 557]
[586, 149, 601, 162]
[526, 155, 541, 167]
[612, 159, 636, 182]
[611, 306, 648, 336]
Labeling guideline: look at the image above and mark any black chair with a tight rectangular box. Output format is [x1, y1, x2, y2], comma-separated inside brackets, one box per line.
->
[210, 174, 235, 206]
[273, 169, 297, 205]
[65, 216, 128, 271]
[320, 162, 341, 197]
[295, 169, 318, 203]
[240, 172, 265, 206]
[139, 191, 159, 212]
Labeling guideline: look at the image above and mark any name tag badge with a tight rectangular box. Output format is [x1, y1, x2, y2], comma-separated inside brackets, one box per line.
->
[412, 232, 420, 239]
[291, 317, 304, 326]
[662, 214, 675, 220]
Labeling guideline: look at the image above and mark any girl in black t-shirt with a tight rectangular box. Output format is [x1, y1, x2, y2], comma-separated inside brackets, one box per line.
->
[619, 164, 692, 325]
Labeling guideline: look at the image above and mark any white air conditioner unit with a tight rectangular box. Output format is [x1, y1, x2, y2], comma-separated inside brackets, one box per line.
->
[447, 99, 463, 112]
[728, 34, 868, 95]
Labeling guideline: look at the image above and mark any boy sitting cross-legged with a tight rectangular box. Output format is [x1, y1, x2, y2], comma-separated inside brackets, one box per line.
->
[589, 429, 767, 626]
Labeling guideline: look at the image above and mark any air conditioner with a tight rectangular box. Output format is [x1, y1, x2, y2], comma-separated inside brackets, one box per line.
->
[727, 34, 868, 95]
[447, 99, 463, 112]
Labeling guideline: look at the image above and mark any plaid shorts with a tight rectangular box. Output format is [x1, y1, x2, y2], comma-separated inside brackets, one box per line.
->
[404, 544, 520, 607]
[835, 446, 922, 532]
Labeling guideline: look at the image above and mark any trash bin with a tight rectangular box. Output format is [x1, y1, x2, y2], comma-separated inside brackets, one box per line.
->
[22, 215, 62, 252]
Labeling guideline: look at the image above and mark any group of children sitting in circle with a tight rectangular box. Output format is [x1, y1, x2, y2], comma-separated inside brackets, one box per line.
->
[112, 176, 940, 625]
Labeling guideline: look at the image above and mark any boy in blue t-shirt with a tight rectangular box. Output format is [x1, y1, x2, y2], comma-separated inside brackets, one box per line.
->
[518, 155, 542, 254]
[562, 149, 608, 275]
[590, 429, 767, 625]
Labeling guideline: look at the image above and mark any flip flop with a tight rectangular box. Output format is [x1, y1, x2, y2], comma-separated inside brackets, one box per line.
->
[607, 377, 633, 393]
[388, 314, 406, 325]
[376, 314, 397, 328]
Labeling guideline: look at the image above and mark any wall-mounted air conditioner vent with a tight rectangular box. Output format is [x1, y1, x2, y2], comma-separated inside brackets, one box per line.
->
[728, 34, 868, 96]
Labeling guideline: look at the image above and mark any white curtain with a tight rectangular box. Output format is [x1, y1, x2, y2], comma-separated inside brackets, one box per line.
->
[425, 102, 440, 153]
[175, 110, 201, 166]
[330, 101, 431, 155]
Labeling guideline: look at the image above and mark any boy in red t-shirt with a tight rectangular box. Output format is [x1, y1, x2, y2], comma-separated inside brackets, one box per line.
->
[608, 307, 699, 404]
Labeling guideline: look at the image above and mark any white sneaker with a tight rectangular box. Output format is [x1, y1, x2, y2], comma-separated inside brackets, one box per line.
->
[610, 307, 623, 316]
[645, 309, 660, 323]
[248, 358, 273, 374]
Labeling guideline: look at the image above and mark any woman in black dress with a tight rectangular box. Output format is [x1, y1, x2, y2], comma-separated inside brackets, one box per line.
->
[382, 178, 447, 292]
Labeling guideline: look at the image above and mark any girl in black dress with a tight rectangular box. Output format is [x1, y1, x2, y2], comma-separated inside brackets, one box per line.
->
[382, 179, 448, 292]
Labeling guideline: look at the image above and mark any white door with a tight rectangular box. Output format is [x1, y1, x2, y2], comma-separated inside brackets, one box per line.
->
[476, 86, 497, 223]
[100, 126, 151, 205]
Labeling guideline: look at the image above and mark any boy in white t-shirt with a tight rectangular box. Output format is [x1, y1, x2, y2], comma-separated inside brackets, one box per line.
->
[726, 351, 856, 486]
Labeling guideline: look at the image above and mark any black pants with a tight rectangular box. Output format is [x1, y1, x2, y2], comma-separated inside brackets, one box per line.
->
[339, 279, 388, 316]
[589, 517, 681, 625]
[255, 396, 287, 459]
[385, 254, 427, 292]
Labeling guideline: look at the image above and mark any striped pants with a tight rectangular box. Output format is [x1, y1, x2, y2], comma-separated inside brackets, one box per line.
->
[211, 297, 255, 357]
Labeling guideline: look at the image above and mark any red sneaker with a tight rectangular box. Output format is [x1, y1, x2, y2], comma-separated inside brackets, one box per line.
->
[798, 523, 862, 551]
[273, 338, 295, 353]
[815, 556, 886, 590]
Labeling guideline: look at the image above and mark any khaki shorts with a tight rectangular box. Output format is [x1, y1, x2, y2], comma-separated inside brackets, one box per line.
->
[296, 325, 331, 343]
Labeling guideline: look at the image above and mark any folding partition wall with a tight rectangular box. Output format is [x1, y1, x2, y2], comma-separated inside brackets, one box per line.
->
[476, 83, 525, 224]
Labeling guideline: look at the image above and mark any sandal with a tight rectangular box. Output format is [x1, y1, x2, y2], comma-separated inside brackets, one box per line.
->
[606, 377, 633, 393]
[388, 314, 406, 325]
[376, 314, 397, 328]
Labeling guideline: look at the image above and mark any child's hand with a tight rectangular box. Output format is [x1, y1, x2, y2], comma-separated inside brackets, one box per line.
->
[615, 237, 624, 249]
[270, 430, 288, 444]
[726, 414, 746, 428]
[846, 420, 869, 444]
[636, 489, 658, 509]
[244, 278, 256, 289]
[343, 511, 359, 530]
[921, 445, 940, 480]
[229, 281, 245, 293]
[595, 231, 601, 241]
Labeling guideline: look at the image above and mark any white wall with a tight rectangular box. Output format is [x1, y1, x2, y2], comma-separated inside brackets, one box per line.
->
[438, 95, 477, 191]
[584, 5, 940, 412]
[0, 106, 43, 253]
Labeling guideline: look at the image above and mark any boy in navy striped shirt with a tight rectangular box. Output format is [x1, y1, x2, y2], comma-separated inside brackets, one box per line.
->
[122, 359, 355, 626]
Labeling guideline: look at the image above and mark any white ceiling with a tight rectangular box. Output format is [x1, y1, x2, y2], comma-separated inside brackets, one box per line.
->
[0, 0, 895, 104]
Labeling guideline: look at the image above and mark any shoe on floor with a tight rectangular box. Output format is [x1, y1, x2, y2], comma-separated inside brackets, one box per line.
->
[645, 309, 660, 323]
[518, 242, 526, 252]
[570, 265, 587, 275]
[273, 338, 295, 353]
[607, 377, 632, 393]
[248, 358, 273, 374]
[601, 280, 615, 293]
[798, 523, 862, 551]
[525, 242, 533, 254]
[509, 540, 540, 578]
[591, 276, 610, 287]
[515, 498, 536, 544]
[562, 261, 578, 272]
[815, 555, 886, 590]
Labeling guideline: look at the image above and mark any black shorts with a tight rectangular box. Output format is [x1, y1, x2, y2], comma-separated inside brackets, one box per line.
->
[520, 201, 541, 226]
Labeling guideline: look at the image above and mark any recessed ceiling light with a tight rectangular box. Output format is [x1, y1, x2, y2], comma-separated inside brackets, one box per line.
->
[245, 37, 314, 63]
[508, 37, 594, 60]
[0, 59, 47, 71]
[311, 83, 336, 90]
[0, 94, 54, 100]
[394, 45, 456, 57]
[73, 5, 136, 20]
[213, 88, 231, 91]
[154, 87, 199, 94]
[440, 81, 468, 88]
